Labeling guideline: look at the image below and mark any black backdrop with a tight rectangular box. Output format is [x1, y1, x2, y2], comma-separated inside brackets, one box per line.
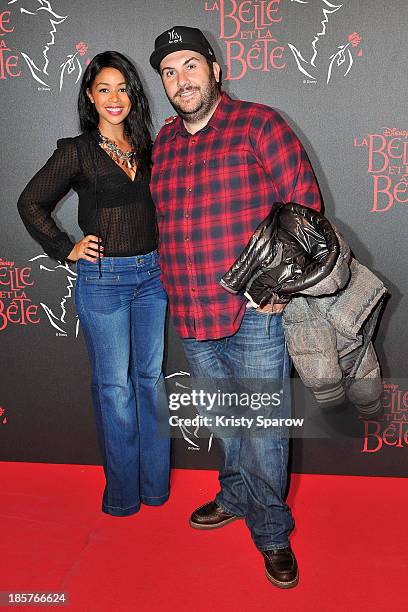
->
[1, 0, 407, 476]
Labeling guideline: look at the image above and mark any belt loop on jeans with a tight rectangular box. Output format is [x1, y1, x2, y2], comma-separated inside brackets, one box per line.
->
[136, 250, 157, 267]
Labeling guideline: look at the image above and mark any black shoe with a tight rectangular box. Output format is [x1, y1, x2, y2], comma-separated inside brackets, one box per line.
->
[189, 500, 240, 530]
[262, 547, 299, 589]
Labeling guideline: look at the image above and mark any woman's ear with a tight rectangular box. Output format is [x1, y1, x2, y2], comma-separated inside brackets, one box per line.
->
[86, 88, 94, 104]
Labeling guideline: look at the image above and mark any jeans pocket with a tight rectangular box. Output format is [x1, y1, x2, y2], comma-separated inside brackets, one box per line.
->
[147, 265, 161, 277]
[84, 274, 120, 283]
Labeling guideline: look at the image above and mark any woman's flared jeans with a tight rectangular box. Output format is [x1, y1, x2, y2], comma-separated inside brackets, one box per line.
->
[75, 252, 170, 516]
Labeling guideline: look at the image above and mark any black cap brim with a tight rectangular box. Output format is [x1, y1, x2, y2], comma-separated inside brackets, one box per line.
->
[150, 43, 215, 72]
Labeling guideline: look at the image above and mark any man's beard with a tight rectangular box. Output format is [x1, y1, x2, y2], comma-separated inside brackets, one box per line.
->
[167, 72, 220, 124]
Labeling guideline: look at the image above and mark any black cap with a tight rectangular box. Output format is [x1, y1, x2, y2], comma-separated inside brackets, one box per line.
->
[150, 26, 216, 71]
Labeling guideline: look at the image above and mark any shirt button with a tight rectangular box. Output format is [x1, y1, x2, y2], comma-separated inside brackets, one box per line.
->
[185, 213, 189, 219]
[191, 139, 196, 144]
[185, 236, 189, 241]
[191, 287, 196, 292]
[188, 187, 192, 192]
[188, 161, 192, 166]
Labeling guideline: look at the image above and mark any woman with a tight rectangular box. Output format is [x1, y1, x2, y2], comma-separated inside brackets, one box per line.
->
[18, 51, 170, 517]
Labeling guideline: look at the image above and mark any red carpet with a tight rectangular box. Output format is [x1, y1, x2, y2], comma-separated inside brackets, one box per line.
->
[0, 463, 407, 611]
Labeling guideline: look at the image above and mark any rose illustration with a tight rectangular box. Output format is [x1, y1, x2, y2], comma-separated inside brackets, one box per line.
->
[75, 42, 88, 57]
[0, 406, 7, 425]
[348, 32, 362, 48]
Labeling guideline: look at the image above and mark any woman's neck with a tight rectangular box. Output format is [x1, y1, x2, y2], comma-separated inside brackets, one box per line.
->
[97, 121, 127, 144]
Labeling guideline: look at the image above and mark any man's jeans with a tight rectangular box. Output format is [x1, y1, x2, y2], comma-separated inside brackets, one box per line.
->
[75, 252, 170, 516]
[182, 308, 294, 551]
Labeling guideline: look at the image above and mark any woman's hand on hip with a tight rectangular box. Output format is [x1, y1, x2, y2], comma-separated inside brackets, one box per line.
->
[68, 235, 103, 262]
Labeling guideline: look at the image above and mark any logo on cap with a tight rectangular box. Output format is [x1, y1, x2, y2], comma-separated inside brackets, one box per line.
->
[168, 29, 182, 44]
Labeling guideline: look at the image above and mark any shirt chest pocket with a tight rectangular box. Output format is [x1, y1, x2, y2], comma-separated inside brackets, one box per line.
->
[206, 148, 258, 200]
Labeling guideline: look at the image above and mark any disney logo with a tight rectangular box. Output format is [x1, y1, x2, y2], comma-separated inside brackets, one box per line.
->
[382, 127, 408, 138]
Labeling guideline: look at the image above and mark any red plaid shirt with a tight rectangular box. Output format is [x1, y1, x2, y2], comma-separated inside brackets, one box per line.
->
[151, 93, 321, 340]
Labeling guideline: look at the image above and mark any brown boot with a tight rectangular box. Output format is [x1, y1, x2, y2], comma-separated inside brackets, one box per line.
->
[189, 500, 240, 530]
[262, 547, 299, 589]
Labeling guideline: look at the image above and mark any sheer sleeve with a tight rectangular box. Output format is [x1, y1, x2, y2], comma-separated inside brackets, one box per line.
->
[17, 138, 81, 261]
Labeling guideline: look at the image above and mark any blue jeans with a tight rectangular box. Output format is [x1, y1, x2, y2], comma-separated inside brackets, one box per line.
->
[75, 251, 170, 516]
[182, 308, 294, 550]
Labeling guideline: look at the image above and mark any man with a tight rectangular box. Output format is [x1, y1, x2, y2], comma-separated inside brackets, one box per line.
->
[150, 26, 321, 588]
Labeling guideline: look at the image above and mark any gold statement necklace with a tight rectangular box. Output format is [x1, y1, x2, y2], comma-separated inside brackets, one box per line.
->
[98, 130, 137, 170]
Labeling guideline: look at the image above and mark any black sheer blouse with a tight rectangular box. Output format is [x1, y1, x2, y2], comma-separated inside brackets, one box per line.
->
[17, 131, 158, 261]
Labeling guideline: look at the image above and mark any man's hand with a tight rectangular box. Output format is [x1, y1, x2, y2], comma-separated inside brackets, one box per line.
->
[256, 302, 287, 314]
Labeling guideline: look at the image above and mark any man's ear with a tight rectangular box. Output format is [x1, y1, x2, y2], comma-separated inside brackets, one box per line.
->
[212, 62, 221, 83]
